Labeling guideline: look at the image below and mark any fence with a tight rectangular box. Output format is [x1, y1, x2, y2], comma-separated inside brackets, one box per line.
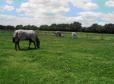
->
[1, 30, 114, 41]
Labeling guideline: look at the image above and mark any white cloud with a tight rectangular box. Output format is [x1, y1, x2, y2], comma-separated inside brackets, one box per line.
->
[75, 11, 114, 26]
[0, 14, 73, 26]
[5, 0, 13, 4]
[17, 0, 70, 17]
[1, 0, 114, 27]
[71, 0, 98, 10]
[105, 0, 114, 7]
[75, 11, 101, 26]
[101, 12, 114, 23]
[0, 14, 42, 26]
[16, 0, 98, 18]
[0, 5, 15, 12]
[2, 5, 15, 11]
[1, 12, 114, 27]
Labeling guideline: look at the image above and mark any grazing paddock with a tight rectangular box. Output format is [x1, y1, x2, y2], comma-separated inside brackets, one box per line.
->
[0, 31, 114, 84]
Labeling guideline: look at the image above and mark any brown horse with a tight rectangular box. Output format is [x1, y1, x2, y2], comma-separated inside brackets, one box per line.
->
[54, 31, 64, 37]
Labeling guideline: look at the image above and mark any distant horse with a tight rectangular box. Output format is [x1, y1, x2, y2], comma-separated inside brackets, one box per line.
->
[54, 31, 64, 37]
[72, 32, 77, 39]
[13, 30, 40, 50]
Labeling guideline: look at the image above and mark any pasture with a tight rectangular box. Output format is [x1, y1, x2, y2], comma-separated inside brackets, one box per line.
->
[0, 31, 114, 84]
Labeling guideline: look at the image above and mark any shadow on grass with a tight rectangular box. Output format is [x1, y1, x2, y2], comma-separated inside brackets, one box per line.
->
[16, 48, 40, 51]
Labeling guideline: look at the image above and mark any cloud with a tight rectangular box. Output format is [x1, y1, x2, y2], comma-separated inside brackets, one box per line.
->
[1, 5, 15, 11]
[105, 0, 114, 7]
[0, 14, 73, 26]
[0, 14, 41, 26]
[17, 0, 98, 18]
[71, 0, 98, 10]
[1, 0, 114, 27]
[101, 12, 114, 23]
[76, 11, 114, 26]
[1, 11, 114, 27]
[3, 5, 14, 11]
[75, 11, 101, 26]
[5, 0, 13, 4]
[16, 0, 70, 17]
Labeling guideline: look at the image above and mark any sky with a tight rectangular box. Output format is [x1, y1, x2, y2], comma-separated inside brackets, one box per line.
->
[0, 0, 114, 27]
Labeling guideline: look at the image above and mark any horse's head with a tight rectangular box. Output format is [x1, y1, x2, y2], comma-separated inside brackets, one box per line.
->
[12, 31, 19, 43]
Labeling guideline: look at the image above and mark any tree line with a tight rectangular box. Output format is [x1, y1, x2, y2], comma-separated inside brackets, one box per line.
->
[0, 22, 114, 34]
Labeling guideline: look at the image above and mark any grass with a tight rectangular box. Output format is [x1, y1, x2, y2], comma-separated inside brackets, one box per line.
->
[0, 31, 114, 84]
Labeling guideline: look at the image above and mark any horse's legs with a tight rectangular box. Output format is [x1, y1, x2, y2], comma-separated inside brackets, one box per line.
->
[59, 33, 61, 37]
[15, 41, 20, 50]
[33, 41, 36, 49]
[15, 43, 17, 50]
[28, 40, 31, 49]
[17, 41, 20, 50]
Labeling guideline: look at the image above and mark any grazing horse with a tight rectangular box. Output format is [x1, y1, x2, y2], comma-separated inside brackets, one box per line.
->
[72, 32, 77, 39]
[13, 30, 40, 50]
[54, 31, 64, 37]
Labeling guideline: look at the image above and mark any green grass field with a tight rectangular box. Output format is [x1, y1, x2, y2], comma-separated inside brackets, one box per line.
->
[0, 31, 114, 84]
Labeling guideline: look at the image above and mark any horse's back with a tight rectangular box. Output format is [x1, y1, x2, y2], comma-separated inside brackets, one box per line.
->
[13, 30, 36, 40]
[15, 30, 35, 34]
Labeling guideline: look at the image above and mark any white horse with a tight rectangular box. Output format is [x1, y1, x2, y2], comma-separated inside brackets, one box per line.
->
[13, 30, 40, 50]
[72, 32, 77, 39]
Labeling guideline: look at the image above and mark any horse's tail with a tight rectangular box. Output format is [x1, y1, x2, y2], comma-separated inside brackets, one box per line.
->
[36, 36, 40, 48]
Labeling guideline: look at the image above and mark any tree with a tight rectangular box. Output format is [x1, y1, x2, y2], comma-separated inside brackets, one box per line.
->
[39, 25, 49, 30]
[16, 25, 23, 30]
[104, 23, 114, 33]
[88, 23, 103, 33]
[70, 22, 82, 31]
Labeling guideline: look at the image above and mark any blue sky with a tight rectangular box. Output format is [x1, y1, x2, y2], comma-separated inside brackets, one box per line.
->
[94, 0, 114, 13]
[0, 0, 114, 26]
